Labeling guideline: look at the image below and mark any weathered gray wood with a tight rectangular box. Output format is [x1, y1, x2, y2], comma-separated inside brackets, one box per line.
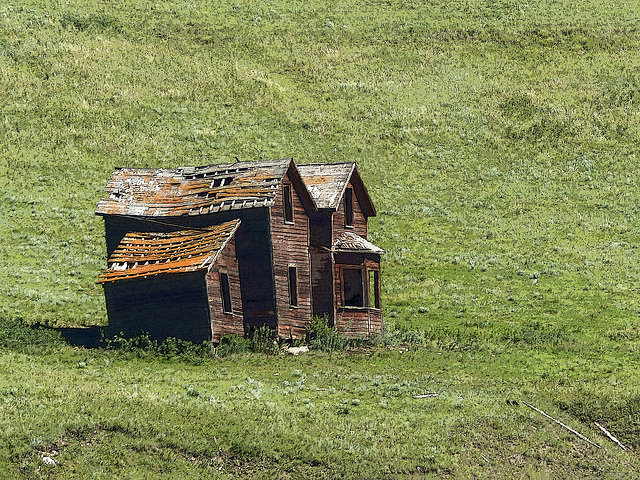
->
[522, 401, 600, 448]
[595, 422, 627, 450]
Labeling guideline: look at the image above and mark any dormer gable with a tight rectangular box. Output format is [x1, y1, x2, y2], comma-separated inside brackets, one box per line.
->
[298, 162, 376, 217]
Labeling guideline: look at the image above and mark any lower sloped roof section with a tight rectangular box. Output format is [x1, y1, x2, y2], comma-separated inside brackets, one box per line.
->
[332, 232, 385, 255]
[97, 219, 241, 283]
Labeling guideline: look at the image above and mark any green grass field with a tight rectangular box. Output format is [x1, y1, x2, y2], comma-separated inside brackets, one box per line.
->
[2, 0, 640, 477]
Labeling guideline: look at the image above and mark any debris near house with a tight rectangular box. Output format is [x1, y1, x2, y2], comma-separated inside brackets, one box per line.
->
[96, 158, 384, 344]
[286, 346, 310, 356]
[595, 422, 628, 450]
[522, 400, 600, 448]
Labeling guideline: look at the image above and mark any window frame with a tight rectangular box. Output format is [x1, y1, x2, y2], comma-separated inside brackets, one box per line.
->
[283, 184, 294, 224]
[288, 266, 298, 307]
[342, 267, 364, 307]
[344, 187, 354, 227]
[219, 272, 232, 314]
[368, 269, 380, 309]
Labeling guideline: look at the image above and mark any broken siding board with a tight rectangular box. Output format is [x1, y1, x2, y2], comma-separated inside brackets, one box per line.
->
[335, 308, 382, 337]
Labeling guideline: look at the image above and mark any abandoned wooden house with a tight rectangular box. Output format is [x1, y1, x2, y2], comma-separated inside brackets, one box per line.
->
[96, 158, 384, 342]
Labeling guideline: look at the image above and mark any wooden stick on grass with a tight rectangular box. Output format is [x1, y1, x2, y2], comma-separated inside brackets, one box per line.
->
[595, 422, 627, 451]
[522, 400, 600, 448]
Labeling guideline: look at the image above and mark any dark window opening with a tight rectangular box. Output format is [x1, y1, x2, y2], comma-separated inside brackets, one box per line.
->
[220, 273, 232, 313]
[369, 270, 380, 309]
[284, 184, 294, 223]
[343, 268, 363, 307]
[345, 187, 354, 226]
[288, 266, 298, 307]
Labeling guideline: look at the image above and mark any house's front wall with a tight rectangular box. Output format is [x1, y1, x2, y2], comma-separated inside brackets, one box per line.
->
[270, 171, 312, 339]
[331, 180, 368, 240]
[206, 235, 244, 342]
[333, 252, 382, 337]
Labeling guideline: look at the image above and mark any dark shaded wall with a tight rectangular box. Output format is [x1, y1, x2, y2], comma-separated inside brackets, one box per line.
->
[102, 272, 211, 342]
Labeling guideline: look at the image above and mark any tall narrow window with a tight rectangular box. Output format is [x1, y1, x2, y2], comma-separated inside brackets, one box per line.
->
[369, 270, 380, 309]
[343, 268, 363, 307]
[288, 266, 298, 307]
[220, 273, 232, 313]
[283, 184, 294, 223]
[345, 187, 354, 227]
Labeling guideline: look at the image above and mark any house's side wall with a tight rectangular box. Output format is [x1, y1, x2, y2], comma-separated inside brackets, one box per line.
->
[331, 180, 368, 239]
[333, 252, 382, 337]
[102, 272, 212, 343]
[206, 236, 244, 342]
[271, 172, 312, 339]
[102, 210, 277, 332]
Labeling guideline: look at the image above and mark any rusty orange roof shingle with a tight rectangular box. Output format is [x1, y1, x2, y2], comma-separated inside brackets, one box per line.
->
[97, 219, 241, 283]
[96, 159, 295, 217]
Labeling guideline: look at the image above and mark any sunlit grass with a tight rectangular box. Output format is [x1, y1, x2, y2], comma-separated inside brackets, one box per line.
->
[2, 0, 640, 475]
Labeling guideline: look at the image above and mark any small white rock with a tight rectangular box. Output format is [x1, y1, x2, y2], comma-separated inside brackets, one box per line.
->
[287, 346, 309, 356]
[42, 456, 57, 466]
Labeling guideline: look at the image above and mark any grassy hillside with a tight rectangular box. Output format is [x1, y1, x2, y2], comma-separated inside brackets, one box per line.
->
[2, 0, 640, 334]
[2, 0, 640, 477]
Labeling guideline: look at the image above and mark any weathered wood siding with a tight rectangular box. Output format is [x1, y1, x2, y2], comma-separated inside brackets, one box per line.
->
[206, 235, 244, 342]
[333, 252, 382, 337]
[103, 272, 212, 342]
[271, 171, 312, 339]
[332, 180, 368, 239]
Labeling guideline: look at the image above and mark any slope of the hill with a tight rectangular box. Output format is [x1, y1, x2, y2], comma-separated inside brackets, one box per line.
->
[1, 0, 640, 343]
[2, 2, 640, 477]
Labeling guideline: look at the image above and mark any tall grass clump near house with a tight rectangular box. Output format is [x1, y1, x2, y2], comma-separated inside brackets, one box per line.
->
[306, 315, 350, 353]
[2, 0, 640, 476]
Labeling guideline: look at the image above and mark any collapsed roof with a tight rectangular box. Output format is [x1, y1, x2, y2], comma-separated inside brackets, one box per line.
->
[97, 219, 241, 283]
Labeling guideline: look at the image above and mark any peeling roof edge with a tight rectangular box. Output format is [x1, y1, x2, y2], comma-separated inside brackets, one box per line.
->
[332, 232, 385, 255]
[205, 218, 241, 273]
[95, 158, 318, 217]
